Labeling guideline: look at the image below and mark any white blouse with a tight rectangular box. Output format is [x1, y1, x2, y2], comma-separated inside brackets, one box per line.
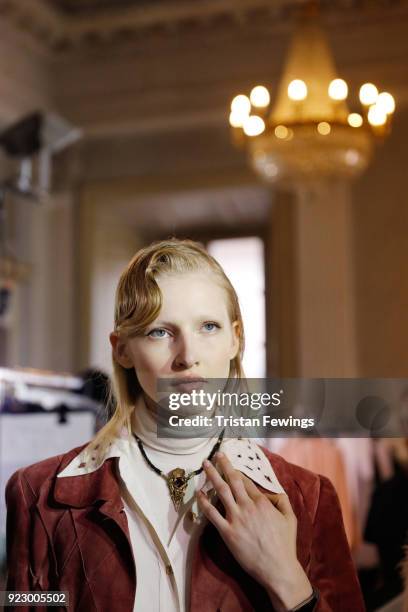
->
[116, 434, 215, 612]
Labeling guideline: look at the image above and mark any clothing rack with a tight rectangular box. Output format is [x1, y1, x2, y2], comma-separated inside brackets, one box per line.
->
[0, 366, 103, 566]
[0, 366, 83, 389]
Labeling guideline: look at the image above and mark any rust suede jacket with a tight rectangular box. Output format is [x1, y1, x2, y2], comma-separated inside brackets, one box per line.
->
[4, 440, 366, 611]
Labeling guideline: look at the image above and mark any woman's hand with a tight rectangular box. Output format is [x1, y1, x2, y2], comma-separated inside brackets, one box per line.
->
[197, 451, 313, 611]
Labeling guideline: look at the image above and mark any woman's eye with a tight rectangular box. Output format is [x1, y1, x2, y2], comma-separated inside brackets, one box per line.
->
[147, 328, 170, 338]
[202, 322, 220, 332]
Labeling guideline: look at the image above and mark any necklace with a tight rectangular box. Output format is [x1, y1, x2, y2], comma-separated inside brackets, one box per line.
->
[133, 428, 225, 511]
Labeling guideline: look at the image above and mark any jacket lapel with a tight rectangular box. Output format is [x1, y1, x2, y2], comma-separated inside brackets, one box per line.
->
[50, 448, 136, 611]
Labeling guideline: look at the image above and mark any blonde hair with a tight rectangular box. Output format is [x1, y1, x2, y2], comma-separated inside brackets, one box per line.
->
[84, 237, 246, 462]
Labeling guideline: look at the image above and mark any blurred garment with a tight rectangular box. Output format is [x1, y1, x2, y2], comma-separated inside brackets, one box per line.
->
[335, 438, 374, 540]
[364, 456, 408, 610]
[402, 544, 408, 612]
[278, 438, 358, 549]
[374, 439, 395, 482]
[375, 593, 405, 612]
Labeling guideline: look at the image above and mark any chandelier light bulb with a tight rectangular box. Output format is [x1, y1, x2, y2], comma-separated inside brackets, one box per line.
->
[229, 111, 245, 128]
[345, 149, 361, 167]
[347, 113, 363, 128]
[265, 162, 278, 178]
[243, 115, 266, 137]
[359, 83, 379, 106]
[367, 104, 387, 127]
[376, 92, 395, 115]
[274, 125, 289, 139]
[328, 78, 348, 100]
[288, 79, 308, 101]
[231, 94, 251, 116]
[250, 85, 270, 108]
[317, 121, 331, 135]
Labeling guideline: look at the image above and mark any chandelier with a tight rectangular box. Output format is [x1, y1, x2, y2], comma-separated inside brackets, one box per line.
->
[229, 5, 396, 182]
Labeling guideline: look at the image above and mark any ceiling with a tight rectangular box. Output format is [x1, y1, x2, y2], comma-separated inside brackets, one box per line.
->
[5, 0, 407, 52]
[41, 0, 408, 19]
[48, 0, 160, 16]
[44, 0, 403, 18]
[2, 0, 408, 155]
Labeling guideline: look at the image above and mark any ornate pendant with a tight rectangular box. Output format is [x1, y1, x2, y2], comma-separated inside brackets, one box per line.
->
[167, 467, 189, 511]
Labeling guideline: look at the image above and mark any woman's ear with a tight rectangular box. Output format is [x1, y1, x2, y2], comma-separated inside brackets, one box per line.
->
[229, 321, 241, 361]
[109, 332, 134, 369]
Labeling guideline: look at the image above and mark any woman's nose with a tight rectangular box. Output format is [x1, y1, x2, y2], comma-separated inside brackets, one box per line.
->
[173, 334, 199, 369]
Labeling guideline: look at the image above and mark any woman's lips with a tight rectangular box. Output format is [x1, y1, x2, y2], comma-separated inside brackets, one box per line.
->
[170, 378, 207, 393]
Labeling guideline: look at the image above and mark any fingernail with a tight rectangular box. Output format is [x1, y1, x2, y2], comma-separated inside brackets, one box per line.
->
[203, 459, 210, 468]
[216, 451, 225, 459]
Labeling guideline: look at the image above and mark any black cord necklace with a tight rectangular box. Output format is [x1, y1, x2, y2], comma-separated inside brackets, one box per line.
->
[133, 428, 225, 511]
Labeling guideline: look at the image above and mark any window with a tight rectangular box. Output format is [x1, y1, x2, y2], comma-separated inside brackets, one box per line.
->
[207, 237, 266, 378]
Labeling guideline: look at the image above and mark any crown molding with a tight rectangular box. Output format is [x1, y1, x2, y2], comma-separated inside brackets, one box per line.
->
[0, 0, 288, 51]
[2, 0, 408, 52]
[0, 0, 64, 48]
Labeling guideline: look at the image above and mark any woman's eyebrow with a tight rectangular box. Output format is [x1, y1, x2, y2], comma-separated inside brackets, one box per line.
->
[152, 315, 222, 326]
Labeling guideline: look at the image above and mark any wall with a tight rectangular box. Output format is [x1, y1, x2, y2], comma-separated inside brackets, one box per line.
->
[353, 108, 408, 377]
[78, 183, 142, 373]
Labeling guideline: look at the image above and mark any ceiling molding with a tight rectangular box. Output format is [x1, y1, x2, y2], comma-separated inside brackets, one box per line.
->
[1, 0, 408, 52]
[0, 0, 65, 47]
[0, 0, 288, 50]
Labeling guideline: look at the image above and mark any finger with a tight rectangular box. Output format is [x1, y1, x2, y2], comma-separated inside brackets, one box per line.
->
[202, 459, 237, 512]
[264, 492, 296, 518]
[240, 473, 266, 502]
[196, 489, 229, 532]
[215, 452, 249, 505]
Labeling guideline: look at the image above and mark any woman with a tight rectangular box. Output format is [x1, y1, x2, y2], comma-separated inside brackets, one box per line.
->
[5, 238, 365, 611]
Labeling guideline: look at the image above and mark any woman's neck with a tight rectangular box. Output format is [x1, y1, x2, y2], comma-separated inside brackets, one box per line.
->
[131, 391, 218, 454]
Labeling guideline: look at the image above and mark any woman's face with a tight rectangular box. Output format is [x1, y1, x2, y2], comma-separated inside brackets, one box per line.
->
[110, 271, 240, 402]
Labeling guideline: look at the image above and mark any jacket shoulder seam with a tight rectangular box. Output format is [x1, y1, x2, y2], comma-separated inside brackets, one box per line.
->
[13, 443, 89, 503]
